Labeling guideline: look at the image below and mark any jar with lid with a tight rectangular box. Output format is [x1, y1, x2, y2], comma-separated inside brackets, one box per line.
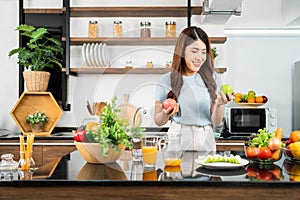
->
[125, 60, 133, 69]
[113, 20, 122, 37]
[0, 153, 18, 171]
[88, 20, 98, 37]
[0, 153, 18, 180]
[160, 134, 183, 167]
[146, 61, 153, 68]
[140, 21, 151, 38]
[165, 21, 176, 37]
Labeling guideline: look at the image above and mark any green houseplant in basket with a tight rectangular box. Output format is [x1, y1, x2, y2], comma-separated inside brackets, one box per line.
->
[26, 111, 49, 133]
[8, 24, 64, 92]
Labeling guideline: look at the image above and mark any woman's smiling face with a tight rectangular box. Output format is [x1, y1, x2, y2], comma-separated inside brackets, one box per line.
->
[184, 40, 207, 76]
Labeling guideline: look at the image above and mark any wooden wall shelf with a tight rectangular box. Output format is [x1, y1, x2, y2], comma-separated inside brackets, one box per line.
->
[62, 67, 227, 74]
[70, 6, 202, 17]
[63, 37, 227, 46]
[24, 6, 202, 17]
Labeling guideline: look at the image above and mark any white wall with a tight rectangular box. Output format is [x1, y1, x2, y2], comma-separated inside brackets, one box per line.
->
[1, 0, 300, 138]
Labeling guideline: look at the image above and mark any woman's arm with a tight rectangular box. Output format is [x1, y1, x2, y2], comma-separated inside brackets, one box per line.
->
[211, 92, 232, 127]
[154, 100, 179, 126]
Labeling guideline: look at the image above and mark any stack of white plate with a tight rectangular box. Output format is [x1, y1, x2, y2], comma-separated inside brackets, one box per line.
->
[82, 43, 110, 67]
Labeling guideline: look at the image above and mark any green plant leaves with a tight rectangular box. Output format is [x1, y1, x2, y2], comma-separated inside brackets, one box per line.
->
[8, 24, 63, 71]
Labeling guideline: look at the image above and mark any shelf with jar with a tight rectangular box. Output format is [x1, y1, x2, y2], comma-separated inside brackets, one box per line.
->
[62, 37, 227, 46]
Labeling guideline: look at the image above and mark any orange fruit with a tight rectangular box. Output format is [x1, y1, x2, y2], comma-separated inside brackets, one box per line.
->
[235, 93, 243, 98]
[234, 97, 241, 103]
[248, 97, 255, 103]
[290, 130, 300, 143]
[255, 96, 264, 103]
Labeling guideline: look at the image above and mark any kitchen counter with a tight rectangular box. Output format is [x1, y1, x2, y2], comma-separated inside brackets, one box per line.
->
[0, 148, 300, 200]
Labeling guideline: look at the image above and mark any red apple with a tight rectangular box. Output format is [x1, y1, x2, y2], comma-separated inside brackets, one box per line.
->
[162, 98, 177, 112]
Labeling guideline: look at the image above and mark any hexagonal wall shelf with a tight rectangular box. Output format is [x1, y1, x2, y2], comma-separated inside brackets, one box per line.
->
[10, 92, 62, 136]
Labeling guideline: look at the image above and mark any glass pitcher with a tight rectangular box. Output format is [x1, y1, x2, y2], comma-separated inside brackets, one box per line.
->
[161, 134, 183, 167]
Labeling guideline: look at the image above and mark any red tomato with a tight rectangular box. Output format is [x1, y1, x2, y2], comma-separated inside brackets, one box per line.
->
[267, 137, 282, 151]
[76, 129, 88, 142]
[257, 147, 272, 160]
[258, 171, 273, 181]
[162, 98, 177, 112]
[246, 146, 259, 159]
[73, 131, 81, 142]
[73, 129, 87, 142]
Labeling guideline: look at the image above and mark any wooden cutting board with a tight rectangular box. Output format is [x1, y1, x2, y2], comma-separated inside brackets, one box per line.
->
[116, 94, 140, 127]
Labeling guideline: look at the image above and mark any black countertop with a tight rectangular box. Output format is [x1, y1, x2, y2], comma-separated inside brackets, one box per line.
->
[0, 149, 299, 185]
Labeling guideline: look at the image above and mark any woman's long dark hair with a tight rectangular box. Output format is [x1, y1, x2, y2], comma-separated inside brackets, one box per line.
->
[167, 26, 217, 114]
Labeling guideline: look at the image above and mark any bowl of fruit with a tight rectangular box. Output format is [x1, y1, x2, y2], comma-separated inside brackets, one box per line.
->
[234, 90, 268, 108]
[283, 130, 300, 162]
[245, 128, 284, 164]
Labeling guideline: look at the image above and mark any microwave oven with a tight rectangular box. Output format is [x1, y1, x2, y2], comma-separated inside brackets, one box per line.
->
[224, 107, 277, 135]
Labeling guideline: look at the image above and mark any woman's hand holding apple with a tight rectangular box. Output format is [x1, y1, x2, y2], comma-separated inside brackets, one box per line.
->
[162, 98, 179, 115]
[215, 91, 233, 106]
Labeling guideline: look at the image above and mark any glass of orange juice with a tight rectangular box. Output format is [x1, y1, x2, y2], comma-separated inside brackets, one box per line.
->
[142, 138, 158, 169]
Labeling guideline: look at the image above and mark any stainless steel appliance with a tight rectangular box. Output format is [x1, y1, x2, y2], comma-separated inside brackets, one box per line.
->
[224, 107, 277, 136]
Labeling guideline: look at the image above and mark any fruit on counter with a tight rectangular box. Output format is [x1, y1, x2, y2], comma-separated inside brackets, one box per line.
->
[73, 129, 87, 142]
[257, 147, 272, 160]
[162, 98, 177, 112]
[196, 154, 242, 164]
[289, 130, 300, 143]
[284, 130, 300, 161]
[73, 121, 101, 142]
[220, 84, 234, 95]
[246, 146, 259, 159]
[290, 141, 300, 160]
[246, 128, 284, 161]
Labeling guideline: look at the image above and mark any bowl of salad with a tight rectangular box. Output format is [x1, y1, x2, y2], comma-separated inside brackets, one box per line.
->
[245, 128, 284, 164]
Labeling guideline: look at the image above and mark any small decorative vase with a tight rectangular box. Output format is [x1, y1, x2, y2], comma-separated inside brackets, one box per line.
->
[31, 122, 44, 133]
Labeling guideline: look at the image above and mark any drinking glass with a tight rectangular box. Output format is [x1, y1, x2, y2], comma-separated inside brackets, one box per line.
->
[142, 137, 158, 170]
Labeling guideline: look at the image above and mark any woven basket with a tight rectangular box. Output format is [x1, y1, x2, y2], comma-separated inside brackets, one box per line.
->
[23, 71, 51, 92]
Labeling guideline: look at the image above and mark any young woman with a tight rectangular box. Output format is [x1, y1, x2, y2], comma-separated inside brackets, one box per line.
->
[154, 26, 232, 153]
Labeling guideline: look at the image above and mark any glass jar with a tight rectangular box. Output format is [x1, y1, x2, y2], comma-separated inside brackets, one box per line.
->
[161, 134, 183, 167]
[146, 61, 153, 68]
[18, 151, 35, 171]
[165, 21, 176, 37]
[140, 21, 151, 38]
[0, 153, 18, 171]
[88, 20, 98, 37]
[113, 20, 122, 37]
[166, 60, 172, 68]
[125, 60, 133, 68]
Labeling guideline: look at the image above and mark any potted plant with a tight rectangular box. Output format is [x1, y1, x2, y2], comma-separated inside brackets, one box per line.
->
[74, 96, 134, 164]
[8, 24, 64, 92]
[26, 111, 49, 133]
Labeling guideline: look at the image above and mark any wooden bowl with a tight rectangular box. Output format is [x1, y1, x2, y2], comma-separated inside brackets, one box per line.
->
[74, 141, 124, 164]
[76, 162, 127, 180]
